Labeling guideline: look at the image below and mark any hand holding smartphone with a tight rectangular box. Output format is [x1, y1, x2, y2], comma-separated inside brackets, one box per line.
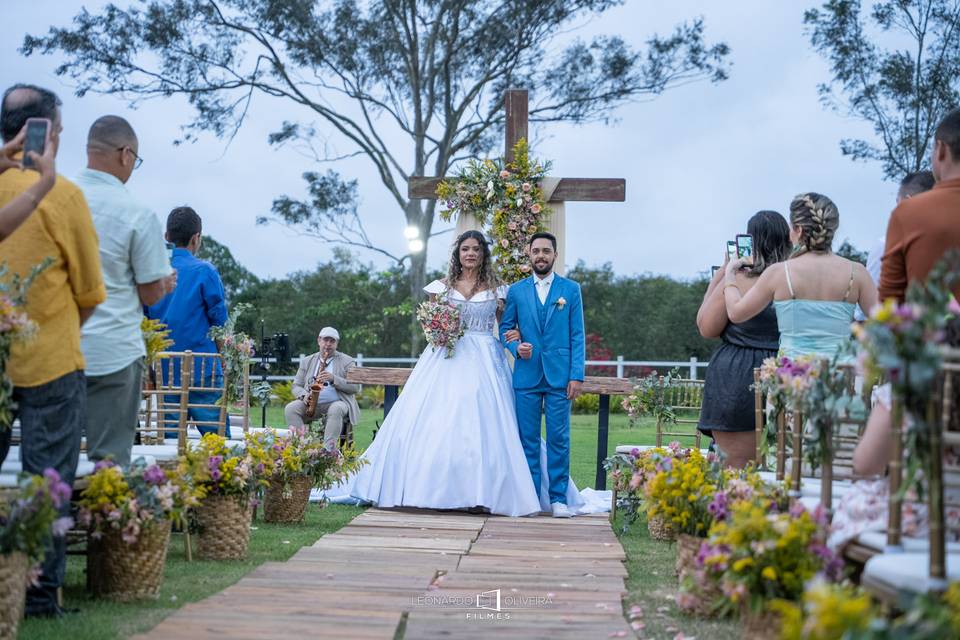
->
[736, 234, 755, 266]
[726, 240, 737, 262]
[21, 118, 51, 170]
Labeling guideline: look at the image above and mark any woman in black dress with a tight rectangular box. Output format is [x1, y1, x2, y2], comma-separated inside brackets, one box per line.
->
[696, 210, 790, 468]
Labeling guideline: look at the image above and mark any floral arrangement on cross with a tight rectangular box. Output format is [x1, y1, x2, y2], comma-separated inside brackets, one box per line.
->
[436, 139, 551, 284]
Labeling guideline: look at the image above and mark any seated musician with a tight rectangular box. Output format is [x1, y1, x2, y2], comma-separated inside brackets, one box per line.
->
[284, 327, 360, 449]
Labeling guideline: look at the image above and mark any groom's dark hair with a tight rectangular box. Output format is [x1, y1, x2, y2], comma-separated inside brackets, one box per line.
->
[529, 232, 557, 251]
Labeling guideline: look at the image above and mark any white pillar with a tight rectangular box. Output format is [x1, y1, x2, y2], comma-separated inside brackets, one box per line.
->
[540, 178, 566, 275]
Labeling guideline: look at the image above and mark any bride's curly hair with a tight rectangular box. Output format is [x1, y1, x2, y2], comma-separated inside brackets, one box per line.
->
[446, 230, 501, 297]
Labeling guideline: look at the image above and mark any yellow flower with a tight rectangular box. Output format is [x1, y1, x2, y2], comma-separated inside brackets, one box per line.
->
[761, 566, 777, 581]
[733, 557, 754, 572]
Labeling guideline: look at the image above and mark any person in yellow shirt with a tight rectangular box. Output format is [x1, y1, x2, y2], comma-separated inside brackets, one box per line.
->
[0, 83, 106, 618]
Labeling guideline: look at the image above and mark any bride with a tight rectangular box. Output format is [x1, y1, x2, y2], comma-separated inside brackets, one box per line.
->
[330, 230, 597, 516]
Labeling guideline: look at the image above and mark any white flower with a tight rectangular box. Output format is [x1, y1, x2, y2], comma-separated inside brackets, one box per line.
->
[555, 297, 567, 309]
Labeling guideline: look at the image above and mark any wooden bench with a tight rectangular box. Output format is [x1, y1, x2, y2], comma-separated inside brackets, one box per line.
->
[345, 367, 632, 489]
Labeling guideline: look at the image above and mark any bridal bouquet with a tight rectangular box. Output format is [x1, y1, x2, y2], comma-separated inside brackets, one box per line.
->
[416, 296, 464, 358]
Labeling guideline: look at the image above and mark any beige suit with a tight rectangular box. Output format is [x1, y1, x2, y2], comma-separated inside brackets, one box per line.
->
[284, 351, 360, 448]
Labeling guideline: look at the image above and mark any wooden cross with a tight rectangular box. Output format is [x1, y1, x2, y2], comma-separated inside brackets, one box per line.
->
[408, 89, 626, 274]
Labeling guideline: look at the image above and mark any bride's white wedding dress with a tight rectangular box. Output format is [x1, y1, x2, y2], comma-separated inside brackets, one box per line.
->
[322, 281, 608, 516]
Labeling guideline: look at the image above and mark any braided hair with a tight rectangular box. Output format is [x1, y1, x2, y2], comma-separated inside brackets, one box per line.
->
[445, 230, 501, 298]
[789, 192, 839, 257]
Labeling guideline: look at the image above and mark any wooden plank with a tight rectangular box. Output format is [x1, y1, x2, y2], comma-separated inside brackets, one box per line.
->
[136, 503, 629, 639]
[347, 367, 631, 395]
[504, 89, 529, 161]
[408, 177, 625, 203]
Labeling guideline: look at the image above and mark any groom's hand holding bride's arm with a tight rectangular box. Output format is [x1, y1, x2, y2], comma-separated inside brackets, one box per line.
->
[499, 289, 522, 358]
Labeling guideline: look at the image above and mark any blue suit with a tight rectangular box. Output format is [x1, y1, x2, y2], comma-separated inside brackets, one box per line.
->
[500, 275, 586, 504]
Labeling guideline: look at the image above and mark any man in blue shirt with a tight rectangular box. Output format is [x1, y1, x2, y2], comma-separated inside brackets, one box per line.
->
[146, 206, 229, 437]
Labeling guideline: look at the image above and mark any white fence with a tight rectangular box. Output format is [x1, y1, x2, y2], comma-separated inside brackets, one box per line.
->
[257, 355, 705, 383]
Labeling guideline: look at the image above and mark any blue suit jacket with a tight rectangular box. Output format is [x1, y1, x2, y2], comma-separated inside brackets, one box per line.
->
[500, 275, 586, 390]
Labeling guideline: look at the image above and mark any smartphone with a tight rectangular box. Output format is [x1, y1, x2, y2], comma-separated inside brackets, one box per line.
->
[736, 233, 755, 266]
[726, 240, 737, 262]
[165, 241, 175, 263]
[711, 265, 721, 278]
[22, 118, 50, 169]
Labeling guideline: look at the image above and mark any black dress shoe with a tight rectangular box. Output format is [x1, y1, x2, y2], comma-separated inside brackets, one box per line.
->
[25, 603, 79, 618]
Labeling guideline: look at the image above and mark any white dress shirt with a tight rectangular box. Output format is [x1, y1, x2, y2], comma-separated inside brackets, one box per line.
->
[534, 272, 555, 305]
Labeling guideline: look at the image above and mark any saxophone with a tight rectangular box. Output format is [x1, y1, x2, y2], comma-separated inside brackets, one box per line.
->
[303, 357, 328, 420]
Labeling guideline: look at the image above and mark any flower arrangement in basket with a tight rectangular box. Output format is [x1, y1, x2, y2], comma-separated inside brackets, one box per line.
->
[208, 303, 256, 407]
[178, 434, 259, 560]
[245, 427, 366, 523]
[620, 369, 679, 428]
[603, 442, 692, 532]
[0, 260, 49, 431]
[676, 469, 789, 618]
[416, 292, 464, 358]
[0, 469, 72, 636]
[771, 580, 877, 640]
[697, 500, 842, 637]
[436, 139, 551, 284]
[78, 459, 198, 600]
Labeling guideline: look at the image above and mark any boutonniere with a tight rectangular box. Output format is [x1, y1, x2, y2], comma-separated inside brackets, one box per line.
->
[555, 297, 567, 310]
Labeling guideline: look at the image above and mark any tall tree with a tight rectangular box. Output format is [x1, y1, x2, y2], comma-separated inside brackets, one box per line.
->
[805, 0, 960, 180]
[197, 236, 261, 300]
[23, 0, 730, 348]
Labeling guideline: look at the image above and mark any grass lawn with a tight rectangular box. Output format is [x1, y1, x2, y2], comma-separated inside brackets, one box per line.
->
[254, 405, 702, 491]
[615, 512, 739, 640]
[18, 503, 365, 640]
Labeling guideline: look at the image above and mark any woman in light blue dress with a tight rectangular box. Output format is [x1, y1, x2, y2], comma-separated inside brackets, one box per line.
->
[720, 192, 878, 360]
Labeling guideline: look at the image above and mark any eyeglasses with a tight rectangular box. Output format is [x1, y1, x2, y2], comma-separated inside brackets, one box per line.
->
[118, 146, 143, 170]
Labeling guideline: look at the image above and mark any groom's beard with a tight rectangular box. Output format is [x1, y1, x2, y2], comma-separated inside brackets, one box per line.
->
[532, 260, 554, 276]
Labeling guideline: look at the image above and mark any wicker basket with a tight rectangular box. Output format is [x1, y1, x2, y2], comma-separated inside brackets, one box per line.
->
[741, 608, 780, 640]
[196, 495, 251, 560]
[87, 522, 171, 601]
[263, 475, 314, 523]
[675, 533, 702, 578]
[647, 514, 676, 541]
[0, 551, 27, 639]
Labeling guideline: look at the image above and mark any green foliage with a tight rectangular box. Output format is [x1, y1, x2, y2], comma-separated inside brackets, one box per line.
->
[805, 0, 960, 179]
[568, 262, 715, 361]
[836, 239, 867, 265]
[271, 381, 295, 405]
[357, 385, 384, 410]
[198, 236, 261, 301]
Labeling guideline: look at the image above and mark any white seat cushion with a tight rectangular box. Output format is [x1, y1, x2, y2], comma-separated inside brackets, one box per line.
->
[863, 552, 960, 594]
[855, 531, 960, 554]
[0, 473, 18, 488]
[755, 471, 854, 498]
[615, 445, 655, 455]
[131, 444, 180, 460]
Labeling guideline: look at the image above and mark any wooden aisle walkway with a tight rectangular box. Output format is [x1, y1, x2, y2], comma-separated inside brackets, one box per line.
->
[134, 508, 630, 640]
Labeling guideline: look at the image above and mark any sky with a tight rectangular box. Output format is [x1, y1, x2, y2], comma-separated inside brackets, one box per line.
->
[1, 0, 899, 282]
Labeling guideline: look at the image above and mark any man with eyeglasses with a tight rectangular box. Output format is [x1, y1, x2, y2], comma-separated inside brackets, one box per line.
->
[76, 115, 177, 467]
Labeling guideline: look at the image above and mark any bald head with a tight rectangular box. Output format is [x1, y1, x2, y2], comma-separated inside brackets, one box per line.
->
[86, 115, 141, 183]
[0, 83, 61, 142]
[87, 115, 137, 152]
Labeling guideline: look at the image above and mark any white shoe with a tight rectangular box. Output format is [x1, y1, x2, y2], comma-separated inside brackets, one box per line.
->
[551, 502, 573, 518]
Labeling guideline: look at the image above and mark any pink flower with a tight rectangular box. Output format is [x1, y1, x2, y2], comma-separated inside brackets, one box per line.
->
[500, 238, 509, 248]
[499, 170, 510, 179]
[522, 182, 531, 192]
[530, 203, 542, 214]
[950, 296, 960, 316]
[507, 221, 517, 231]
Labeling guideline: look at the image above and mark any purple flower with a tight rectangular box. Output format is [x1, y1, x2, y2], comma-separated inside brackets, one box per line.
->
[707, 491, 729, 521]
[143, 465, 167, 485]
[208, 455, 223, 472]
[51, 516, 73, 537]
[210, 469, 222, 482]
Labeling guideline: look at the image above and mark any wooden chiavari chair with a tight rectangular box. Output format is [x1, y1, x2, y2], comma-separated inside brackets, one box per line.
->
[862, 348, 960, 602]
[654, 376, 705, 450]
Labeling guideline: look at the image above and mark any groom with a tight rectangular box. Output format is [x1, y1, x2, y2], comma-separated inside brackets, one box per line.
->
[500, 232, 586, 518]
